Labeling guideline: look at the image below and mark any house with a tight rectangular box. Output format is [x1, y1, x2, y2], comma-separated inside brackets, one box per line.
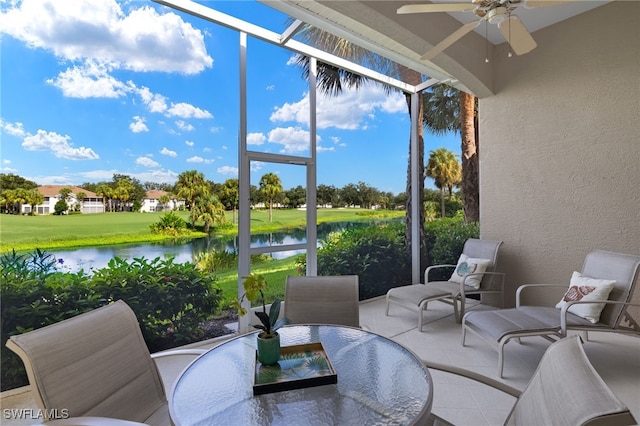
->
[140, 190, 185, 213]
[23, 185, 104, 215]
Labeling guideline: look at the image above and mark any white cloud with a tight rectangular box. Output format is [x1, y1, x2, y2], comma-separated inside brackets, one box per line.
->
[202, 147, 212, 153]
[129, 116, 149, 133]
[266, 85, 275, 91]
[136, 86, 168, 113]
[167, 103, 212, 119]
[175, 120, 195, 131]
[0, 0, 212, 75]
[250, 161, 264, 172]
[217, 165, 238, 175]
[22, 129, 99, 160]
[270, 83, 406, 130]
[136, 156, 159, 168]
[47, 60, 128, 98]
[185, 140, 194, 147]
[247, 132, 266, 145]
[267, 127, 319, 154]
[160, 147, 177, 157]
[186, 156, 213, 164]
[2, 121, 26, 137]
[2, 159, 11, 165]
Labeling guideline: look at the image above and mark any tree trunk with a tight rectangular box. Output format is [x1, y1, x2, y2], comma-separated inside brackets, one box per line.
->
[460, 92, 479, 223]
[440, 187, 446, 218]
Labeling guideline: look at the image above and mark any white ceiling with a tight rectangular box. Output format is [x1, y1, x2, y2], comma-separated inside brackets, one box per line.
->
[430, 0, 611, 44]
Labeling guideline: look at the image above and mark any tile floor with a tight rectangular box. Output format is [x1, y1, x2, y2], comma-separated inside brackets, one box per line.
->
[2, 297, 639, 425]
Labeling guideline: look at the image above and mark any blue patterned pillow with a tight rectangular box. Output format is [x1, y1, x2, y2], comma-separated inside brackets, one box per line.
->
[449, 254, 491, 289]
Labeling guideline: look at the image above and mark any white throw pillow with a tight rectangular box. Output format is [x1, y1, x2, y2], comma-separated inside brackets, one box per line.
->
[555, 271, 616, 324]
[449, 254, 491, 290]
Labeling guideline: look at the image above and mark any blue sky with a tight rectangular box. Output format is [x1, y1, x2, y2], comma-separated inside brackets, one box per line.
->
[0, 0, 461, 195]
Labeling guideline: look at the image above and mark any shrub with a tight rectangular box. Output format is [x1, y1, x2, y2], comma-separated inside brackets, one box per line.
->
[424, 213, 479, 280]
[149, 211, 188, 236]
[53, 200, 68, 215]
[312, 222, 410, 300]
[1, 251, 222, 391]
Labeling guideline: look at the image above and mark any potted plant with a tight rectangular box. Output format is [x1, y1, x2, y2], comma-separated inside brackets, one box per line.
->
[232, 274, 289, 365]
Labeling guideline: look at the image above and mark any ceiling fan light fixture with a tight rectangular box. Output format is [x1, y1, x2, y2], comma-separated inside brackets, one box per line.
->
[487, 7, 508, 25]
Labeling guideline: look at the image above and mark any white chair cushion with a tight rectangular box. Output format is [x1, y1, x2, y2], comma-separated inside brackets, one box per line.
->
[555, 271, 616, 323]
[449, 254, 491, 290]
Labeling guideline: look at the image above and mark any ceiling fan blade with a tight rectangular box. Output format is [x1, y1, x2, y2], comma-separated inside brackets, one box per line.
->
[523, 0, 581, 8]
[398, 3, 476, 14]
[421, 20, 481, 61]
[498, 15, 537, 55]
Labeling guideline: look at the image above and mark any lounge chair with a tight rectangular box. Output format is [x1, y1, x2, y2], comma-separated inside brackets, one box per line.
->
[462, 249, 640, 377]
[386, 238, 504, 330]
[424, 335, 637, 426]
[284, 275, 360, 328]
[5, 300, 205, 425]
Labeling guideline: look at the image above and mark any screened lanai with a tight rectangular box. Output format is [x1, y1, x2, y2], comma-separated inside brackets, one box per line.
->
[154, 0, 451, 330]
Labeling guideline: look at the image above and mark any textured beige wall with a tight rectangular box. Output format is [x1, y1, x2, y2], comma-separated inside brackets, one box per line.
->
[479, 2, 640, 309]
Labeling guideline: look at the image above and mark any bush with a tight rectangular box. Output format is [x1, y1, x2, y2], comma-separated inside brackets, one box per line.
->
[149, 211, 188, 236]
[53, 200, 68, 215]
[312, 222, 410, 300]
[424, 213, 479, 280]
[0, 250, 222, 391]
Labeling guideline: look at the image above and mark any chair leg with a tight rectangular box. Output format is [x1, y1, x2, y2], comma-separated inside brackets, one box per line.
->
[418, 300, 427, 332]
[498, 340, 507, 378]
[461, 323, 467, 346]
[385, 294, 391, 316]
[456, 297, 463, 323]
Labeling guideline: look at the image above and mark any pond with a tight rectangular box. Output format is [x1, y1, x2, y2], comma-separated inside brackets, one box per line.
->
[50, 219, 402, 273]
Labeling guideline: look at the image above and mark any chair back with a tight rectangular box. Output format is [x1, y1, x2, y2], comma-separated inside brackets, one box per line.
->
[580, 250, 640, 327]
[5, 300, 166, 422]
[284, 275, 360, 327]
[506, 336, 635, 426]
[462, 239, 503, 289]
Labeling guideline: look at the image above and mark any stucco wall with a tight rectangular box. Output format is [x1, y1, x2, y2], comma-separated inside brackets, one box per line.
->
[479, 2, 640, 310]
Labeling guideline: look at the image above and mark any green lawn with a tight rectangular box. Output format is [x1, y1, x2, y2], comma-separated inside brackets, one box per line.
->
[0, 208, 404, 253]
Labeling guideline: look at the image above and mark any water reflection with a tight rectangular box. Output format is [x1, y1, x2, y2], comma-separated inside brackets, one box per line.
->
[51, 220, 399, 273]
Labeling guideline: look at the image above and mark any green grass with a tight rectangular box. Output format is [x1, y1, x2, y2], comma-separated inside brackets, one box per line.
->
[216, 256, 300, 308]
[0, 208, 404, 253]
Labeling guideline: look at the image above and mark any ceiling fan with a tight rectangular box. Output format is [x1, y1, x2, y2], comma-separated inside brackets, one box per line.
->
[398, 0, 576, 61]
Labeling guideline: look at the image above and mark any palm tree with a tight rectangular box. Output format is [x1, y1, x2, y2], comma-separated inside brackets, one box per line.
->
[175, 170, 210, 215]
[76, 191, 86, 213]
[192, 194, 226, 232]
[259, 173, 283, 222]
[95, 184, 113, 212]
[426, 148, 461, 218]
[422, 84, 479, 222]
[158, 194, 170, 212]
[22, 189, 43, 215]
[290, 29, 428, 273]
[220, 178, 239, 224]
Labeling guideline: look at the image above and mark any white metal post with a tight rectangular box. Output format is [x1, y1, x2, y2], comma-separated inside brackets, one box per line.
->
[306, 57, 318, 276]
[238, 32, 251, 332]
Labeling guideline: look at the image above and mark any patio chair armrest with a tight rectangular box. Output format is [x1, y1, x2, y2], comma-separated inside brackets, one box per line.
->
[422, 360, 521, 398]
[425, 264, 456, 282]
[459, 271, 505, 297]
[560, 301, 640, 334]
[42, 417, 149, 425]
[516, 284, 567, 307]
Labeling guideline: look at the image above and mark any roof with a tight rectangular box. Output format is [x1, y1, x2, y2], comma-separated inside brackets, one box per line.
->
[37, 185, 98, 198]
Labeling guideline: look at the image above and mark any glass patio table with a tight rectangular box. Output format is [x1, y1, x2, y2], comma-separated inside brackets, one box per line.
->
[170, 324, 433, 425]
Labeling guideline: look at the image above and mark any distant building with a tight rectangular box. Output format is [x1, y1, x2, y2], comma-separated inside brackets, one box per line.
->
[140, 190, 185, 213]
[23, 185, 104, 215]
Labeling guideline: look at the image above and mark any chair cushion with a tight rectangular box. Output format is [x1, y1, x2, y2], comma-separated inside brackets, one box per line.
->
[449, 254, 491, 290]
[464, 306, 595, 341]
[555, 271, 616, 323]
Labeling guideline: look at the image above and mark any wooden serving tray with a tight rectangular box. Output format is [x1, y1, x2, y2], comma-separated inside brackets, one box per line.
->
[253, 342, 337, 395]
